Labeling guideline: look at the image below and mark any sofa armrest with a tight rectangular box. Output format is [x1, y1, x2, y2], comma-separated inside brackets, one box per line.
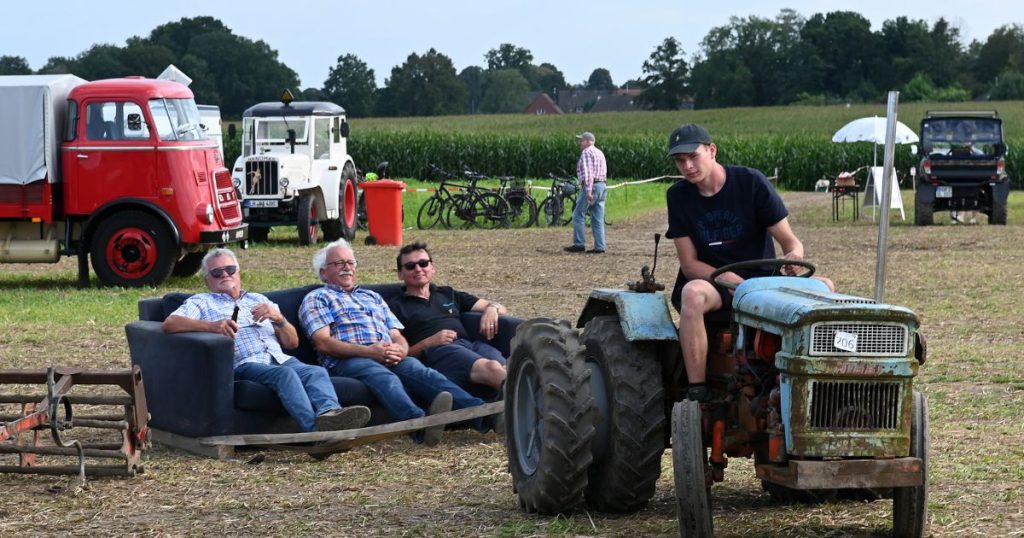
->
[125, 320, 238, 437]
[459, 312, 523, 357]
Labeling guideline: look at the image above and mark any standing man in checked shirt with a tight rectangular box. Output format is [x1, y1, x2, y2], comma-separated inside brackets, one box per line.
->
[564, 131, 608, 254]
[299, 239, 490, 446]
[163, 248, 371, 433]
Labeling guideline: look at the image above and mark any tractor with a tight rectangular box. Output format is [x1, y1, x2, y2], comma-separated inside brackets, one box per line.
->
[505, 237, 928, 537]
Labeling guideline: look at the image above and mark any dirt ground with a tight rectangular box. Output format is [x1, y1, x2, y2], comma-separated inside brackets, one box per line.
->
[1, 192, 1022, 537]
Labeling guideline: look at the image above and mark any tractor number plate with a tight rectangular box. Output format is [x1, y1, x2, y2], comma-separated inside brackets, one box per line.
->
[935, 186, 952, 198]
[833, 330, 858, 352]
[245, 199, 279, 208]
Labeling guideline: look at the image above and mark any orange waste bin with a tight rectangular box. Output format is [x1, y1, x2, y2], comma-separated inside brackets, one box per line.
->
[360, 180, 406, 246]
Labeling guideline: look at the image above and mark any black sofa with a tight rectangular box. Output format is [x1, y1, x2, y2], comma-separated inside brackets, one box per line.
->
[125, 283, 520, 449]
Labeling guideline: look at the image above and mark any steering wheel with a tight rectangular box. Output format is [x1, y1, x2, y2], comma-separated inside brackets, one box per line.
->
[708, 258, 816, 290]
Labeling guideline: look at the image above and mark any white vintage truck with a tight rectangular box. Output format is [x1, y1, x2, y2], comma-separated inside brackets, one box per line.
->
[230, 91, 359, 244]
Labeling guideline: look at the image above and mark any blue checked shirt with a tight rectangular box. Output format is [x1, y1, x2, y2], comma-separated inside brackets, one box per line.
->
[170, 291, 293, 369]
[299, 284, 404, 369]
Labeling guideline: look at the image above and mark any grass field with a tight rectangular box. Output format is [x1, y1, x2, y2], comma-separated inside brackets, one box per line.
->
[0, 187, 1022, 536]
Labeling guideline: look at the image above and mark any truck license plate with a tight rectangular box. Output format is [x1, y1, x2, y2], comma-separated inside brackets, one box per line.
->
[935, 186, 952, 198]
[833, 330, 858, 352]
[245, 199, 279, 208]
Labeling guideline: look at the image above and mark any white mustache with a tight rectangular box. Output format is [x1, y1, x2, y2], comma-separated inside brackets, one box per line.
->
[338, 270, 354, 277]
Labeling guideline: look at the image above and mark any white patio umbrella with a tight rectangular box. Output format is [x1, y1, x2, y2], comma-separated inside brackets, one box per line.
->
[831, 116, 919, 167]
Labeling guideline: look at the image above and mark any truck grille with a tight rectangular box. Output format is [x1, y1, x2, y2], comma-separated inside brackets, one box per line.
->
[811, 322, 907, 356]
[810, 380, 901, 430]
[245, 160, 279, 196]
[214, 170, 242, 223]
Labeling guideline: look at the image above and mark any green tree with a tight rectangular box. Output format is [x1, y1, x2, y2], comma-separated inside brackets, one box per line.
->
[990, 69, 1024, 99]
[458, 66, 486, 114]
[800, 11, 876, 99]
[481, 69, 530, 113]
[532, 62, 566, 94]
[973, 24, 1024, 86]
[0, 55, 32, 75]
[635, 37, 689, 110]
[375, 49, 467, 117]
[485, 43, 533, 71]
[901, 72, 936, 101]
[323, 53, 377, 117]
[586, 68, 615, 90]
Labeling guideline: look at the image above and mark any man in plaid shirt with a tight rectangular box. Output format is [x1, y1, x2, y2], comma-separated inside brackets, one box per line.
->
[564, 131, 608, 254]
[299, 239, 489, 446]
[163, 248, 370, 433]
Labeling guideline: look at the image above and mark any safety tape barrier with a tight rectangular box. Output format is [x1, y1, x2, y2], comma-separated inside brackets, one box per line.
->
[397, 175, 687, 194]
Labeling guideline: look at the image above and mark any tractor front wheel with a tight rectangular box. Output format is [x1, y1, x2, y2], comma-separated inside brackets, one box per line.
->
[672, 399, 713, 538]
[506, 318, 595, 515]
[297, 194, 320, 246]
[581, 315, 665, 513]
[892, 391, 929, 538]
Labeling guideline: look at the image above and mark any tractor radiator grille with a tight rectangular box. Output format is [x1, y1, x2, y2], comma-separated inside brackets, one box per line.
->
[810, 380, 901, 430]
[245, 160, 279, 196]
[811, 322, 907, 356]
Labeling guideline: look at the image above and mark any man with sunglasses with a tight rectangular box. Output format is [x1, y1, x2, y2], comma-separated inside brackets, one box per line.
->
[163, 248, 371, 433]
[299, 239, 491, 446]
[388, 242, 507, 400]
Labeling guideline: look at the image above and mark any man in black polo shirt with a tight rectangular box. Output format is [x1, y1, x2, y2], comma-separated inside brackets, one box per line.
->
[387, 242, 507, 400]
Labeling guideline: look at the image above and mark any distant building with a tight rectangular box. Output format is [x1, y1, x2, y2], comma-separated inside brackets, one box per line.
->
[524, 92, 563, 115]
[524, 88, 646, 114]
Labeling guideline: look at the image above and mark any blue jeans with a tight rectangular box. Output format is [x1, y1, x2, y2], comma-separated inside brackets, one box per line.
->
[235, 358, 341, 432]
[572, 181, 607, 251]
[327, 356, 485, 425]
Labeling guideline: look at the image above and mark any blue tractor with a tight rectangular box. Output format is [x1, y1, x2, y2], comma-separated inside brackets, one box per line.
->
[505, 245, 928, 537]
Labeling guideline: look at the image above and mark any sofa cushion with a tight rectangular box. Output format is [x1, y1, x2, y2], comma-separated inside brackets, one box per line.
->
[234, 376, 390, 424]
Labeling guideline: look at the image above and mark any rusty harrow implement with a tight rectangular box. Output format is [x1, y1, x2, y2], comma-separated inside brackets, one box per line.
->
[0, 366, 150, 486]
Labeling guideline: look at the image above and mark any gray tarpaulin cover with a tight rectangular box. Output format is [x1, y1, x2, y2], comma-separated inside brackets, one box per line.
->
[0, 74, 86, 185]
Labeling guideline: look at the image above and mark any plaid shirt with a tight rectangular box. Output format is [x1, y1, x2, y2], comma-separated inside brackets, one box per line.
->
[170, 291, 293, 369]
[577, 144, 607, 194]
[299, 284, 403, 369]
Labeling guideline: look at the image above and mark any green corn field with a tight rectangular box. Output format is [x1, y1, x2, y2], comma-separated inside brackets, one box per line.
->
[224, 101, 1024, 190]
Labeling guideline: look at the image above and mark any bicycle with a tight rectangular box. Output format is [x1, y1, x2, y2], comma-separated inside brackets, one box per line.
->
[495, 174, 538, 228]
[538, 173, 578, 227]
[417, 166, 508, 230]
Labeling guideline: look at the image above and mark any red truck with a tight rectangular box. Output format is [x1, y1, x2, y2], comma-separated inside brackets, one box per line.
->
[0, 74, 247, 287]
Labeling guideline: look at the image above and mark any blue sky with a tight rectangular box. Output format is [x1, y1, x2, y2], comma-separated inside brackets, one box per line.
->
[2, 1, 1019, 88]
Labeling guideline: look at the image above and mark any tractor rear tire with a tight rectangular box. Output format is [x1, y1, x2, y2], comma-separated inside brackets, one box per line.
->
[892, 391, 929, 538]
[506, 318, 595, 515]
[581, 316, 665, 513]
[672, 400, 713, 538]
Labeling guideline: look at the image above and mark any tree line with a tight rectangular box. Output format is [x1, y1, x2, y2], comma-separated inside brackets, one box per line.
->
[2, 11, 1023, 118]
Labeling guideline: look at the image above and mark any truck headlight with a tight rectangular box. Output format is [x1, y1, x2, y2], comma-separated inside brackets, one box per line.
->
[280, 177, 290, 188]
[196, 203, 215, 224]
[232, 177, 241, 189]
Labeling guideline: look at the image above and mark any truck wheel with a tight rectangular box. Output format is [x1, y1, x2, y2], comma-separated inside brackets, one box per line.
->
[506, 318, 595, 515]
[90, 211, 176, 287]
[581, 315, 665, 513]
[297, 194, 320, 246]
[249, 227, 270, 243]
[323, 164, 358, 241]
[171, 251, 205, 277]
[914, 200, 933, 226]
[990, 199, 1007, 225]
[892, 391, 929, 538]
[673, 400, 713, 538]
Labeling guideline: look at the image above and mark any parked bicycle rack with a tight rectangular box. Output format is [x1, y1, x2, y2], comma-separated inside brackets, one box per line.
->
[0, 366, 150, 487]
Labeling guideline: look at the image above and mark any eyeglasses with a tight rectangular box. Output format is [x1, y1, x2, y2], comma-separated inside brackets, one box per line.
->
[208, 265, 238, 278]
[326, 260, 358, 269]
[401, 259, 431, 271]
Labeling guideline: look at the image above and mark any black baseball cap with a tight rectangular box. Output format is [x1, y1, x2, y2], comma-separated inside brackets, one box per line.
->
[667, 124, 713, 156]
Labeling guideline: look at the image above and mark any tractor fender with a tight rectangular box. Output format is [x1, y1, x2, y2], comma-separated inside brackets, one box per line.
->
[576, 288, 678, 342]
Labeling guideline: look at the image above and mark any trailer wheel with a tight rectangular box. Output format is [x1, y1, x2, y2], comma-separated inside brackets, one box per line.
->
[892, 391, 929, 538]
[506, 318, 595, 515]
[581, 315, 665, 513]
[91, 211, 175, 287]
[672, 400, 713, 538]
[323, 164, 358, 241]
[297, 194, 320, 246]
[171, 251, 205, 277]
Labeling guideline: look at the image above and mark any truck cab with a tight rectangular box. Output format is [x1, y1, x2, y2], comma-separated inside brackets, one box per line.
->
[231, 94, 358, 245]
[914, 110, 1009, 225]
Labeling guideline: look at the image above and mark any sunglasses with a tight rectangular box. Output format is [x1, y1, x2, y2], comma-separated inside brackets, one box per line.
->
[401, 259, 431, 271]
[208, 265, 238, 278]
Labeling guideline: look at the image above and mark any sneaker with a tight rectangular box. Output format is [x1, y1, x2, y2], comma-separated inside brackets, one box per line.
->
[587, 249, 605, 254]
[422, 391, 453, 447]
[563, 245, 585, 253]
[490, 411, 506, 436]
[316, 405, 371, 432]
